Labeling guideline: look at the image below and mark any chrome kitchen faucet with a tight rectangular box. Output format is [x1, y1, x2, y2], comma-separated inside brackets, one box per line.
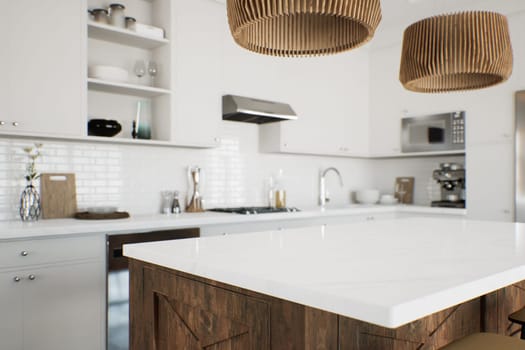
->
[319, 167, 344, 208]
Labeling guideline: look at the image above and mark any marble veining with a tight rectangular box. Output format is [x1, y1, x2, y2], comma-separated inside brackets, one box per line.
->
[124, 217, 525, 328]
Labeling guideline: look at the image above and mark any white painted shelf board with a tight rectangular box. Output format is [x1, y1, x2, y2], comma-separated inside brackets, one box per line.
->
[369, 150, 466, 159]
[75, 136, 214, 149]
[87, 78, 171, 97]
[0, 132, 215, 149]
[83, 136, 176, 147]
[87, 22, 168, 49]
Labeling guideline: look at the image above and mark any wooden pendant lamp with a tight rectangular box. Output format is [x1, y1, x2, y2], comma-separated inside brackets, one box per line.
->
[399, 11, 513, 93]
[226, 0, 382, 57]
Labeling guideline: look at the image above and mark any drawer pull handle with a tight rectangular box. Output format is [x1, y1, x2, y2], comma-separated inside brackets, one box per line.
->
[20, 251, 28, 257]
[0, 121, 5, 126]
[13, 276, 21, 282]
[12, 122, 19, 127]
[28, 275, 36, 281]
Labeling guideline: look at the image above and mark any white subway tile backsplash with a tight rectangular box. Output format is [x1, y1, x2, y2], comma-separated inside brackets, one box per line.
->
[0, 123, 464, 221]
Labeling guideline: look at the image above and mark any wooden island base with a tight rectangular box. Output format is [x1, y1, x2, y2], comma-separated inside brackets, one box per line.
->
[130, 259, 525, 350]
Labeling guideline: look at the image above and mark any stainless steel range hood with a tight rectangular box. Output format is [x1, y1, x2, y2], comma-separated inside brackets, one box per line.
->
[222, 95, 297, 124]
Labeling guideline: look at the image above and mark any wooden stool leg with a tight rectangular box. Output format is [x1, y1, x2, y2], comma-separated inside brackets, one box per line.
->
[508, 306, 525, 340]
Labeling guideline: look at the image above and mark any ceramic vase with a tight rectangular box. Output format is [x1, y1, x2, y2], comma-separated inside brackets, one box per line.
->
[19, 183, 41, 221]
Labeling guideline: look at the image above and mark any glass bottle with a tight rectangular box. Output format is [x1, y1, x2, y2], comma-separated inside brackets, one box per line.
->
[172, 191, 181, 214]
[160, 191, 174, 215]
[135, 100, 152, 140]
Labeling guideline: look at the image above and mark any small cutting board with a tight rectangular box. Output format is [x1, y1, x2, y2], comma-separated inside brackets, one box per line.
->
[40, 173, 77, 219]
[395, 177, 415, 204]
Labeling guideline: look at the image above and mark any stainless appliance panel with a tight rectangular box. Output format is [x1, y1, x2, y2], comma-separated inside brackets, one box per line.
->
[401, 111, 465, 153]
[516, 91, 525, 222]
[222, 95, 297, 124]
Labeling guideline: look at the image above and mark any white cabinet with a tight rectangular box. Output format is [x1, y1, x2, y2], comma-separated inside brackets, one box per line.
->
[259, 50, 370, 157]
[2, 0, 85, 137]
[368, 45, 405, 156]
[170, 0, 223, 148]
[0, 271, 24, 350]
[0, 235, 105, 350]
[466, 142, 514, 222]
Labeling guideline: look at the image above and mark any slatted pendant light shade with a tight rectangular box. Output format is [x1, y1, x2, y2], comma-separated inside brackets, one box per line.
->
[226, 0, 382, 57]
[399, 11, 513, 93]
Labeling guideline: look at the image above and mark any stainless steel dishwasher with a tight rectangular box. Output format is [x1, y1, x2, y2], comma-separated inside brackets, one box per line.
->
[106, 228, 200, 350]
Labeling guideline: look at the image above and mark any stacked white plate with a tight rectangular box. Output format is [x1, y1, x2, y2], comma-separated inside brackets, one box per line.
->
[88, 65, 129, 83]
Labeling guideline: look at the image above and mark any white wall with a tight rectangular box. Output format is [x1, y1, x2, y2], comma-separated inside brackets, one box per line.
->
[369, 10, 525, 221]
[1, 0, 494, 221]
[0, 125, 376, 221]
[0, 131, 467, 221]
[370, 156, 466, 206]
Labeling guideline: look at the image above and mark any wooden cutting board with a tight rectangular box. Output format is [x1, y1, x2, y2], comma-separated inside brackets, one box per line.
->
[40, 173, 77, 219]
[395, 177, 415, 204]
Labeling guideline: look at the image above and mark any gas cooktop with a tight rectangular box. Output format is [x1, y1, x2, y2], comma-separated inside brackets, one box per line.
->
[208, 207, 300, 215]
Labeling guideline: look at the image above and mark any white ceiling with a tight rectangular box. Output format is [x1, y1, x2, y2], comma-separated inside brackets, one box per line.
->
[214, 0, 525, 25]
[370, 0, 525, 48]
[381, 0, 525, 27]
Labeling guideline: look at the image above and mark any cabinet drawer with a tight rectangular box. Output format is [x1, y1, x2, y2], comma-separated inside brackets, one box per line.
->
[0, 235, 104, 269]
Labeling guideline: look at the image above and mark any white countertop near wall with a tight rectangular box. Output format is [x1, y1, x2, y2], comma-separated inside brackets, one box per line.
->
[124, 217, 525, 328]
[0, 205, 465, 241]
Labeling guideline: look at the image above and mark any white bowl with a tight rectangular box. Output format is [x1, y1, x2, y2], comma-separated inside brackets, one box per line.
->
[380, 197, 399, 205]
[355, 189, 380, 205]
[88, 65, 129, 83]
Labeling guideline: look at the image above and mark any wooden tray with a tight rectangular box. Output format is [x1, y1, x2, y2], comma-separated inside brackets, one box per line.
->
[74, 211, 130, 220]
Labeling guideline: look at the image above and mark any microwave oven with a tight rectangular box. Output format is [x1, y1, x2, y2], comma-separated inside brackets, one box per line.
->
[401, 111, 465, 153]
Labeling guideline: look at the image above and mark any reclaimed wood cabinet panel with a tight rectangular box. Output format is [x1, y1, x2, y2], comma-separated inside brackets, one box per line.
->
[339, 299, 481, 350]
[130, 261, 270, 350]
[483, 281, 525, 337]
[130, 259, 525, 350]
[269, 300, 338, 350]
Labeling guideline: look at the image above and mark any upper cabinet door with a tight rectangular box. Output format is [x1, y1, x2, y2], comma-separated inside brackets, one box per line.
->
[259, 50, 370, 157]
[2, 0, 85, 137]
[171, 0, 223, 148]
[368, 45, 405, 156]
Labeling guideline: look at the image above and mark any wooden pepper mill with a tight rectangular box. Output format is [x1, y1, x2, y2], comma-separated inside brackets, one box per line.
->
[186, 166, 204, 213]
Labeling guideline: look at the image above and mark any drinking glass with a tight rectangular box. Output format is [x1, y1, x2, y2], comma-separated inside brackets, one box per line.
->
[160, 191, 174, 215]
[134, 60, 146, 79]
[148, 61, 158, 85]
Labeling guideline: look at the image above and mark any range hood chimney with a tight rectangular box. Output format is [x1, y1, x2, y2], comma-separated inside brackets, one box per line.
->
[222, 95, 297, 124]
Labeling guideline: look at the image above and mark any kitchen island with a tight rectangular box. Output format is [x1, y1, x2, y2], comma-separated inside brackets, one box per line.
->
[124, 218, 525, 349]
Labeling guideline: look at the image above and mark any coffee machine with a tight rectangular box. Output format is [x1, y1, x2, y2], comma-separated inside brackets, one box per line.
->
[431, 163, 466, 208]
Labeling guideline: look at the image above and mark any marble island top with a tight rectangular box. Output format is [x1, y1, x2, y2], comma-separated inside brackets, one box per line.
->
[124, 217, 525, 328]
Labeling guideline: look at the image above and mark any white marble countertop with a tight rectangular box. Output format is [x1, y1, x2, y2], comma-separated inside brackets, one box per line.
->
[124, 217, 525, 328]
[0, 205, 465, 241]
